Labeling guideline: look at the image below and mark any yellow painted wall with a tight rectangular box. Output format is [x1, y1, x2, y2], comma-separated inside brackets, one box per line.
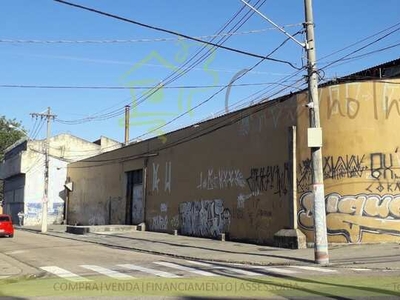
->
[68, 97, 298, 244]
[144, 99, 297, 244]
[296, 80, 400, 243]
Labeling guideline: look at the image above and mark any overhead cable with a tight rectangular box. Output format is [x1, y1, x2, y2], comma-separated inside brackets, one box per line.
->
[53, 0, 300, 69]
[0, 24, 302, 44]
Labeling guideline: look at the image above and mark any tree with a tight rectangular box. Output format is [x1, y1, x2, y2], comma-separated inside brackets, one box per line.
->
[0, 116, 26, 203]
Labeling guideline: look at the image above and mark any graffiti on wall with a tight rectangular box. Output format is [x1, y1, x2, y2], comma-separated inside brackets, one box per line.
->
[236, 97, 303, 136]
[152, 163, 160, 192]
[152, 162, 172, 193]
[152, 215, 168, 230]
[246, 163, 290, 196]
[170, 215, 179, 229]
[326, 82, 400, 120]
[25, 202, 64, 225]
[179, 199, 231, 237]
[197, 168, 246, 190]
[366, 151, 400, 193]
[297, 154, 369, 192]
[237, 193, 252, 209]
[298, 192, 400, 243]
[165, 162, 172, 193]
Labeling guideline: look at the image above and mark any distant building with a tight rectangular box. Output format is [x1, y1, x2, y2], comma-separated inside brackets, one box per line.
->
[0, 134, 122, 225]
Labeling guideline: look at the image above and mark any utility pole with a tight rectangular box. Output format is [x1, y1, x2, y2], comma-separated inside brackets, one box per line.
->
[240, 0, 329, 265]
[124, 105, 130, 145]
[304, 0, 329, 265]
[30, 107, 57, 233]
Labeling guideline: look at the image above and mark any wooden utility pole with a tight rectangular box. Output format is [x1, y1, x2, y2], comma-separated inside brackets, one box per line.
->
[30, 107, 57, 233]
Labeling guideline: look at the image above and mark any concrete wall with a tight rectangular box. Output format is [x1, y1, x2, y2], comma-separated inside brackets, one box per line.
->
[67, 141, 150, 226]
[0, 133, 121, 226]
[296, 80, 400, 243]
[3, 174, 25, 224]
[22, 151, 66, 226]
[68, 98, 297, 245]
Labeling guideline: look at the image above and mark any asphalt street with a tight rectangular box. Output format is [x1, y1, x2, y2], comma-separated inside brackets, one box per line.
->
[0, 231, 399, 299]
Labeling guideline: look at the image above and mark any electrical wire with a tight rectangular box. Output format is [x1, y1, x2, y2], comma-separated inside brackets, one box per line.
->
[54, 0, 299, 69]
[320, 25, 400, 72]
[66, 75, 306, 168]
[30, 119, 45, 140]
[56, 0, 272, 125]
[53, 66, 306, 156]
[0, 24, 302, 44]
[317, 21, 400, 64]
[0, 81, 298, 90]
[128, 31, 302, 143]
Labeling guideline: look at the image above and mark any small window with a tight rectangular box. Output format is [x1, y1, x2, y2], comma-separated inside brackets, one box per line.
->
[0, 216, 10, 222]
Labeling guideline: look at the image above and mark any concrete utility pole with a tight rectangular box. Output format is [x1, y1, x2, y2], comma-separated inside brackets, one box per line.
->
[304, 0, 329, 265]
[30, 107, 57, 233]
[240, 0, 329, 264]
[124, 105, 130, 145]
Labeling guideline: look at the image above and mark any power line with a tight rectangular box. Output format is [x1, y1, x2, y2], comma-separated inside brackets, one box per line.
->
[67, 76, 305, 167]
[0, 81, 295, 90]
[56, 69, 306, 155]
[128, 32, 303, 143]
[0, 24, 302, 44]
[320, 25, 400, 71]
[56, 0, 271, 125]
[53, 0, 300, 69]
[320, 41, 400, 71]
[317, 21, 400, 64]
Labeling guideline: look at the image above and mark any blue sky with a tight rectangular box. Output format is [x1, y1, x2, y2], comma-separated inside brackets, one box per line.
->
[1, 0, 399, 143]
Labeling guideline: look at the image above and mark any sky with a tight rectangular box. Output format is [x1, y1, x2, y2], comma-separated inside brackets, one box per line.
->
[1, 0, 399, 143]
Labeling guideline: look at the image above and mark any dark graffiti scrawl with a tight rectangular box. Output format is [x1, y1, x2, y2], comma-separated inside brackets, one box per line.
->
[246, 163, 290, 196]
[297, 155, 368, 192]
[323, 155, 367, 179]
[298, 192, 400, 243]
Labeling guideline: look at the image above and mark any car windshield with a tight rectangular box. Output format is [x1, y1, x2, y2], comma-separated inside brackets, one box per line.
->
[0, 216, 10, 222]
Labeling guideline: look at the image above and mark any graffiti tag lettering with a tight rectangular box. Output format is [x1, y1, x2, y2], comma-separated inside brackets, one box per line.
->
[298, 192, 400, 243]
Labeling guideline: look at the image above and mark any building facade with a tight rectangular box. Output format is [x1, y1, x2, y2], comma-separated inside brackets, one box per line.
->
[0, 134, 121, 225]
[67, 61, 400, 245]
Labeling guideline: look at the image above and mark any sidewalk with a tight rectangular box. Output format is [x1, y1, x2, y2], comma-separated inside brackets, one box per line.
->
[17, 225, 400, 270]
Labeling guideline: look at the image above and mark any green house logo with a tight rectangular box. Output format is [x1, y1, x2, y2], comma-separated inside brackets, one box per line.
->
[119, 40, 219, 143]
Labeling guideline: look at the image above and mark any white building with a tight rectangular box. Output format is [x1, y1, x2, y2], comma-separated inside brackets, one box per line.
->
[0, 134, 121, 225]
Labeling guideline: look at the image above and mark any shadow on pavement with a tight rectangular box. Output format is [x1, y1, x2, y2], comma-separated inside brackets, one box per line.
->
[162, 260, 400, 300]
[94, 233, 314, 264]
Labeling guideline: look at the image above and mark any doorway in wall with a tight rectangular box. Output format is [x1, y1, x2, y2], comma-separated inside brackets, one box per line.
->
[126, 169, 144, 225]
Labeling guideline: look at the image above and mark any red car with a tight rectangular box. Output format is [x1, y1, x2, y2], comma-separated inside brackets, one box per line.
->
[0, 214, 14, 238]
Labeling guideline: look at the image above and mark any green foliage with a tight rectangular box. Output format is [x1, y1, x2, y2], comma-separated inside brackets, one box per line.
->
[0, 115, 25, 161]
[0, 115, 26, 203]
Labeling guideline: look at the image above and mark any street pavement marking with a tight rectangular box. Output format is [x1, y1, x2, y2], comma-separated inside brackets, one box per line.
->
[289, 266, 338, 273]
[352, 268, 371, 271]
[80, 265, 134, 280]
[154, 262, 219, 277]
[40, 266, 91, 282]
[185, 260, 264, 276]
[118, 264, 180, 278]
[232, 263, 298, 275]
[0, 276, 10, 280]
[5, 250, 27, 255]
[252, 267, 298, 275]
